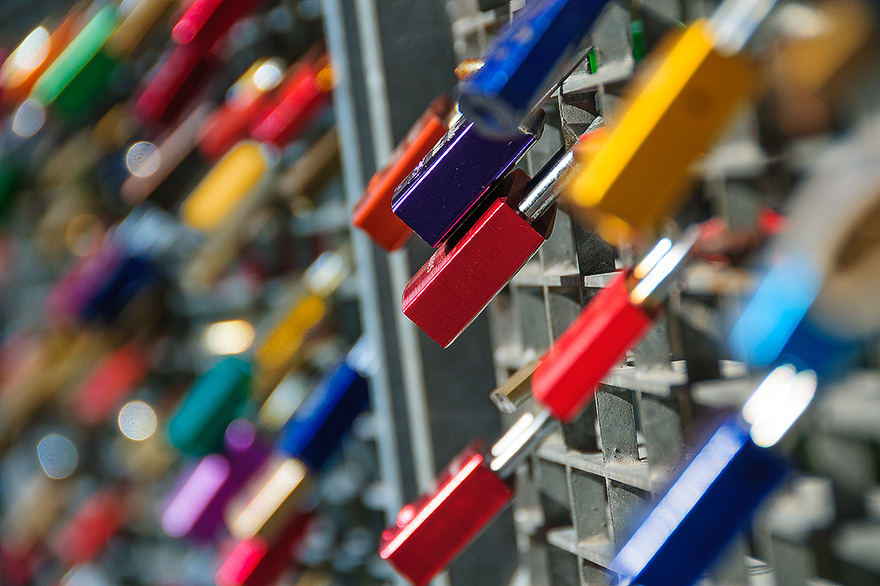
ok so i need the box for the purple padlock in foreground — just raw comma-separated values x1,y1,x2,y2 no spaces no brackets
391,112,543,247
161,419,269,542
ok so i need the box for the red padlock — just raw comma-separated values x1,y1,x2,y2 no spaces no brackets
249,52,332,148
352,95,453,251
135,40,218,128
380,411,557,586
71,343,150,424
403,125,602,347
51,490,126,565
198,58,286,161
173,0,258,49
532,232,698,422
217,511,313,586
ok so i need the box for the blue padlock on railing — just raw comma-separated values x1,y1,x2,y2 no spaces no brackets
459,0,610,136
277,342,372,470
611,365,818,586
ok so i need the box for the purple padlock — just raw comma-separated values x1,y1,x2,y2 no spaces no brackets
161,419,269,542
45,243,125,325
391,112,543,247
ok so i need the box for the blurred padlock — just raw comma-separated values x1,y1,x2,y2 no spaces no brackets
71,343,150,424
167,356,251,457
459,0,609,135
198,58,287,161
216,513,317,586
51,489,127,566
162,419,270,541
249,51,333,148
566,0,765,236
612,365,818,586
0,8,82,107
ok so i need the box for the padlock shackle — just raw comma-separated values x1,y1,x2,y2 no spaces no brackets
518,116,604,222
628,228,700,311
489,409,558,479
709,0,777,54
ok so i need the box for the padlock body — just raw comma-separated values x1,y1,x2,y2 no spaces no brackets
353,96,451,251
250,59,330,147
391,115,539,247
403,169,555,347
217,511,313,586
173,0,255,49
73,344,150,423
567,21,756,230
162,420,269,541
136,41,218,127
460,0,609,135
611,417,786,586
30,6,118,108
256,293,327,374
379,445,513,586
167,357,251,457
181,141,273,231
532,271,653,422
277,360,370,471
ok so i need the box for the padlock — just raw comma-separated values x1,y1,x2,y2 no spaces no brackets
45,241,127,325
162,420,270,541
225,455,312,541
185,129,341,289
216,513,315,586
71,343,150,424
249,52,333,147
105,0,176,59
180,141,278,231
403,126,599,347
380,410,558,586
0,9,81,107
173,0,258,50
459,0,610,136
199,58,287,161
78,254,158,325
353,95,453,251
611,364,818,586
49,0,174,121
731,111,880,371
135,40,219,128
276,358,370,470
167,357,251,457
255,251,349,379
772,0,877,97
566,0,766,234
532,231,698,422
391,111,543,247
228,342,371,540
51,489,127,565
29,6,119,111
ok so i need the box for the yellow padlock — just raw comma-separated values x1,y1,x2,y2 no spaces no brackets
180,141,275,231
567,20,756,233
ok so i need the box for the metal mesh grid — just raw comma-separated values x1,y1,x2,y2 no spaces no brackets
444,1,880,585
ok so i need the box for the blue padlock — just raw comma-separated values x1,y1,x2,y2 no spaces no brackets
611,416,787,586
276,358,370,471
459,0,610,136
79,254,158,324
